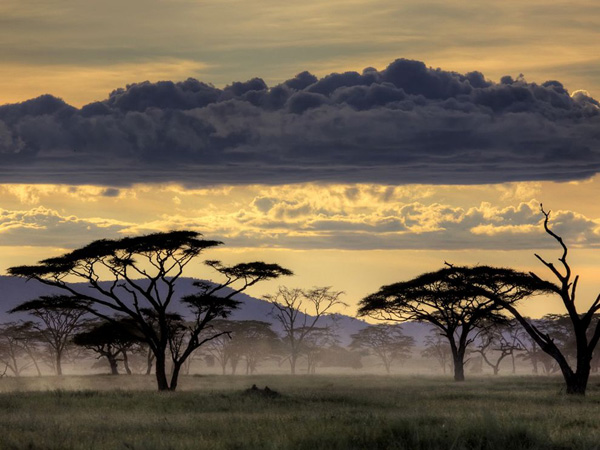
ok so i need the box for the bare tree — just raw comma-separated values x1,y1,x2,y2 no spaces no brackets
472,206,600,395
350,324,414,374
265,286,346,375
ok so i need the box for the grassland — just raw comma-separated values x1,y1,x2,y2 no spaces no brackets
0,374,599,449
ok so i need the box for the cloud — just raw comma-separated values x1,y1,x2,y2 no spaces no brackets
115,192,600,251
0,183,597,251
0,58,599,186
0,206,130,247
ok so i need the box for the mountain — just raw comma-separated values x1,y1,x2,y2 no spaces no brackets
0,276,431,346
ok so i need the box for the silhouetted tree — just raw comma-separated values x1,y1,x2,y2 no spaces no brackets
198,320,279,375
421,330,452,374
303,326,339,374
200,320,237,375
265,286,346,375
350,324,414,374
9,295,90,376
8,231,291,390
358,266,540,381
73,319,142,375
227,320,280,375
316,345,363,371
472,320,520,375
0,322,39,377
468,207,600,395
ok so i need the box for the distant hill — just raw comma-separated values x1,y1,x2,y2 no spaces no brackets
0,276,432,346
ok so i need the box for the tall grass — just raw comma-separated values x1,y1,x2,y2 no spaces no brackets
0,375,598,449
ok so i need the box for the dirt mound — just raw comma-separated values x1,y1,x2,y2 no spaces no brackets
243,384,281,398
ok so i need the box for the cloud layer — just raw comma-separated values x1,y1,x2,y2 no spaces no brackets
1,58,599,186
2,183,598,251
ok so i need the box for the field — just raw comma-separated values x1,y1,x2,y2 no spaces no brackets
0,374,599,450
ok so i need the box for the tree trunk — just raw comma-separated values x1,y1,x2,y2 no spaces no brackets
564,350,592,395
154,354,170,391
10,355,20,377
56,351,63,376
531,344,539,374
28,351,42,377
230,357,239,375
122,350,132,375
384,361,391,374
169,362,182,391
146,349,154,375
107,356,119,375
565,372,589,395
452,353,465,381
290,355,297,375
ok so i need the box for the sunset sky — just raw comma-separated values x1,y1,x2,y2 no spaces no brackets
1,0,600,318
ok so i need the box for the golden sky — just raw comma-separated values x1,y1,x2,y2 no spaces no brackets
1,0,600,317
1,179,600,317
1,0,599,106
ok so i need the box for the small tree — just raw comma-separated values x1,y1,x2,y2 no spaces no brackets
73,319,142,375
9,295,90,376
0,322,38,377
200,320,238,375
226,320,280,375
8,231,291,391
265,286,346,375
303,326,339,374
472,320,520,376
350,324,414,374
421,331,452,374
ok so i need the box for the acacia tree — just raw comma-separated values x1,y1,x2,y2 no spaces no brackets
0,322,38,377
265,286,346,375
303,326,339,374
421,331,452,374
358,266,540,381
350,324,414,374
472,320,520,376
9,295,91,376
199,319,238,375
225,320,280,375
8,231,291,391
73,319,142,375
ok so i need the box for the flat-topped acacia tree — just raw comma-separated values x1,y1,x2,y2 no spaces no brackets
8,231,292,391
9,295,91,376
358,266,547,381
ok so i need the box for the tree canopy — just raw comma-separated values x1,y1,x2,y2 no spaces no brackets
358,265,549,381
8,230,292,390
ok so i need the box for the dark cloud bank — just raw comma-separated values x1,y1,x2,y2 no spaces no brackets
1,59,599,186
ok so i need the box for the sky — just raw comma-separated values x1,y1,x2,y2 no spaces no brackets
1,0,600,318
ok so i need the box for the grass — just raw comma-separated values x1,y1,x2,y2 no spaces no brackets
0,374,599,449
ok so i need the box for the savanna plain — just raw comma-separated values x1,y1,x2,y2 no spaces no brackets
0,374,598,450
